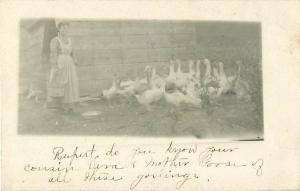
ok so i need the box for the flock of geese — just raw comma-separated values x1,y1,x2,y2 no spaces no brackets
102,59,251,110
24,58,251,111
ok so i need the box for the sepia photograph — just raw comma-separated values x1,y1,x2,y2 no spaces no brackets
18,19,263,139
2,1,300,190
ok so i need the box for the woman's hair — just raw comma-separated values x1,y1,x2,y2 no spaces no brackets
57,21,70,30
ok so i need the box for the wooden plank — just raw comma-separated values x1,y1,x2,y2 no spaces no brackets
91,22,120,36
78,79,95,96
92,63,152,81
75,49,95,65
92,21,120,28
77,66,93,81
92,65,116,80
92,35,121,49
90,28,119,36
26,49,42,60
24,42,42,53
70,20,94,28
69,28,94,36
172,23,195,34
93,64,137,81
141,61,170,76
116,64,137,80
77,56,95,66
147,21,173,34
120,26,149,35
72,36,94,49
148,34,172,48
172,34,195,46
122,49,148,64
148,48,173,62
126,63,151,79
93,49,122,64
121,34,149,49
172,47,192,60
28,35,43,46
120,21,150,35
120,21,185,35
94,79,113,91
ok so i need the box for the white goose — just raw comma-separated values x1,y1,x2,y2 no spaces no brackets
165,60,177,92
135,81,166,110
203,59,213,85
217,61,231,96
227,60,241,84
186,60,196,80
140,66,152,84
102,74,120,100
150,66,164,89
231,61,251,100
195,60,201,82
119,66,150,89
26,82,42,102
203,59,219,95
164,90,187,107
212,61,220,81
121,66,152,96
175,59,189,92
184,82,202,107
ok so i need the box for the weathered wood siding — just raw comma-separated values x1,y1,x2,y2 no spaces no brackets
20,20,45,91
70,20,197,95
20,20,197,95
20,20,261,96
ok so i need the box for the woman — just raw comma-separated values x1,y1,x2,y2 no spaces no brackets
47,21,79,112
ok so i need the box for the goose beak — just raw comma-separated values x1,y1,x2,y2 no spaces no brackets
204,59,210,65
144,66,151,72
169,60,175,65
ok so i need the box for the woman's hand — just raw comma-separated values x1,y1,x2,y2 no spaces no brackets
74,60,78,66
71,51,78,66
51,62,58,70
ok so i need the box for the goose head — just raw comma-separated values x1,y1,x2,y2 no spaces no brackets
169,60,175,74
204,59,210,67
195,60,201,80
175,59,182,74
204,59,211,76
111,74,118,88
144,65,152,84
196,60,201,72
235,60,242,71
188,60,195,74
144,65,151,73
149,66,157,88
218,61,224,69
218,62,225,74
151,66,157,78
236,60,242,65
235,60,242,78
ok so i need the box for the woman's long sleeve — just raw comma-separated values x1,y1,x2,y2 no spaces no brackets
49,38,59,67
70,48,78,65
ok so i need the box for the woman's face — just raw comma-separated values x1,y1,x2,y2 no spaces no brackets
59,24,70,35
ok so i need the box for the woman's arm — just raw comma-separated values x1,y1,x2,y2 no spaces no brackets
49,37,59,68
70,49,78,66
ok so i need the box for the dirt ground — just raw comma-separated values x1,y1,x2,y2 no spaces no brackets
18,93,263,140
